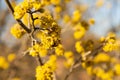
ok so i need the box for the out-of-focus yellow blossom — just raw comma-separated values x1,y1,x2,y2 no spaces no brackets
93,67,104,78
10,23,26,39
54,6,62,13
93,53,110,63
7,53,16,62
55,44,64,56
12,77,21,80
63,15,70,23
89,18,95,25
114,64,120,75
100,36,105,42
75,41,84,54
93,67,113,80
110,57,117,63
36,55,56,80
73,23,86,39
51,0,60,5
101,71,113,80
72,10,81,22
41,0,51,5
103,43,119,52
74,29,85,40
64,51,74,68
96,0,104,8
0,56,9,69
86,66,93,75
102,33,119,52
33,2,42,10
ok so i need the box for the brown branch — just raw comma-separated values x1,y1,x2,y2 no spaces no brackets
5,0,31,33
36,54,44,66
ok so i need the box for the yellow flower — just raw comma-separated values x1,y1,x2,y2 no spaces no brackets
36,55,56,80
75,41,84,53
89,18,95,25
93,67,104,77
54,6,62,13
0,56,9,69
63,15,70,23
64,51,74,68
93,53,110,63
7,53,16,62
12,77,21,80
72,10,81,22
51,0,60,5
86,66,93,75
29,43,48,57
55,44,64,56
96,0,104,8
114,64,120,75
73,23,86,39
10,23,26,39
33,2,42,10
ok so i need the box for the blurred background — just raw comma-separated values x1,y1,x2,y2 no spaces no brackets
0,0,120,80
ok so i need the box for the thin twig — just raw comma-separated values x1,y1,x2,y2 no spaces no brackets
36,54,43,65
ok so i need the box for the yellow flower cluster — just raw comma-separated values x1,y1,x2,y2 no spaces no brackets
93,67,113,80
73,23,86,40
0,56,9,69
101,33,119,52
10,23,26,38
7,53,16,62
14,0,43,19
72,10,81,22
75,41,84,54
114,64,120,75
36,55,56,80
89,18,95,25
93,53,110,63
36,14,61,45
29,43,48,57
82,52,120,80
64,51,74,68
63,15,70,23
55,44,64,56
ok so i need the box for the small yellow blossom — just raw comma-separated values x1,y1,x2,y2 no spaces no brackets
96,0,104,8
0,56,9,69
36,55,56,80
64,51,74,68
55,44,64,56
7,53,16,62
114,64,120,75
93,53,110,63
51,0,60,5
72,10,81,22
63,15,70,23
54,6,62,13
73,23,86,39
75,41,84,53
29,43,48,57
89,18,95,25
10,23,26,38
